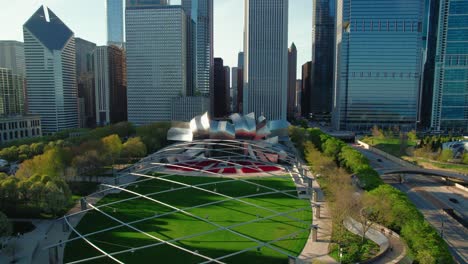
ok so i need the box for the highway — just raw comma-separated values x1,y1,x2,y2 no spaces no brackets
354,146,468,264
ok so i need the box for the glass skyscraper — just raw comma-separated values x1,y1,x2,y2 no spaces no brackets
431,0,468,132
311,0,335,116
182,0,213,96
332,0,424,131
107,0,124,46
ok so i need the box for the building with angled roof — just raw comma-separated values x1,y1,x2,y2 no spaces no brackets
23,6,79,134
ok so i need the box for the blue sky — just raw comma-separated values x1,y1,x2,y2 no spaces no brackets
0,0,312,75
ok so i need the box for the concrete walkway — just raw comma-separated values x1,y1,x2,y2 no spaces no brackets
291,163,337,264
344,218,407,264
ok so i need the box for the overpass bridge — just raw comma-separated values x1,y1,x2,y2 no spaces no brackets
376,168,468,183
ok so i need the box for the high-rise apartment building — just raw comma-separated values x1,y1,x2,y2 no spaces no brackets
75,38,96,128
430,0,468,132
23,6,79,134
126,4,187,125
332,0,424,131
107,0,124,47
94,45,127,126
244,0,288,120
287,43,297,120
182,0,214,96
295,80,302,116
311,0,335,116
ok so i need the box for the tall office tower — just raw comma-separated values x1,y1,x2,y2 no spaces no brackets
126,4,187,125
332,0,424,131
244,0,289,120
182,0,214,96
213,58,228,118
420,0,441,129
0,41,25,76
0,68,25,115
94,45,127,126
235,52,245,113
301,62,312,117
107,0,124,47
287,43,297,120
311,0,335,118
23,6,79,134
0,41,26,114
295,79,302,116
75,38,96,128
431,0,468,132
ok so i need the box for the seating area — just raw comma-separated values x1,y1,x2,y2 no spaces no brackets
165,160,283,174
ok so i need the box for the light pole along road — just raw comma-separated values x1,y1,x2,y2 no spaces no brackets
353,145,468,264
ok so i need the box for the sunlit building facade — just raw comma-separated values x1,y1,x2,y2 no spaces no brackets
244,0,289,121
23,6,79,134
126,5,187,125
107,0,124,47
431,0,468,132
332,0,424,131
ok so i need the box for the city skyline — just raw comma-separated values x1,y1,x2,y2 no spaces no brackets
0,0,312,76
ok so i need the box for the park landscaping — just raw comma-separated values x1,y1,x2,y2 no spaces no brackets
290,126,453,264
64,175,312,263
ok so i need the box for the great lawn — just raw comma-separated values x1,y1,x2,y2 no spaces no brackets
64,175,312,263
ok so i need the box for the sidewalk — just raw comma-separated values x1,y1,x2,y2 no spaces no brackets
292,164,337,264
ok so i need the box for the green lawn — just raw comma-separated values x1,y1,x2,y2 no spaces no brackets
362,137,417,158
64,175,312,263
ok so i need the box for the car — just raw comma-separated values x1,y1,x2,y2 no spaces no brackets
377,158,383,162
449,198,459,204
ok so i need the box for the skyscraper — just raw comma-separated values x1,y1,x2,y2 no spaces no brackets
431,0,468,132
94,45,127,126
0,41,26,115
182,0,214,96
224,65,231,113
75,38,96,128
301,61,312,117
420,0,440,129
107,0,124,47
126,4,187,125
214,58,229,118
332,0,424,131
311,0,335,116
244,0,288,120
287,43,297,120
23,6,79,134
0,68,25,115
0,41,25,76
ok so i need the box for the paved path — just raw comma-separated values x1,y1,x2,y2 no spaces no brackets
290,163,337,264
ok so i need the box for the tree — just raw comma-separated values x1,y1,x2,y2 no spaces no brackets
43,182,68,216
15,147,69,178
136,122,171,152
72,150,103,177
122,137,147,160
30,142,45,156
438,149,453,162
370,125,384,139
463,153,468,165
407,130,417,142
0,211,12,238
29,181,45,207
1,178,18,203
17,179,32,202
101,135,123,165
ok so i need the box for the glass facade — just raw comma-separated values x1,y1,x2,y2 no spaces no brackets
431,0,468,132
333,0,424,131
107,0,124,46
311,0,335,116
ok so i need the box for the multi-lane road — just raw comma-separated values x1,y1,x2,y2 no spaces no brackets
354,145,468,264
